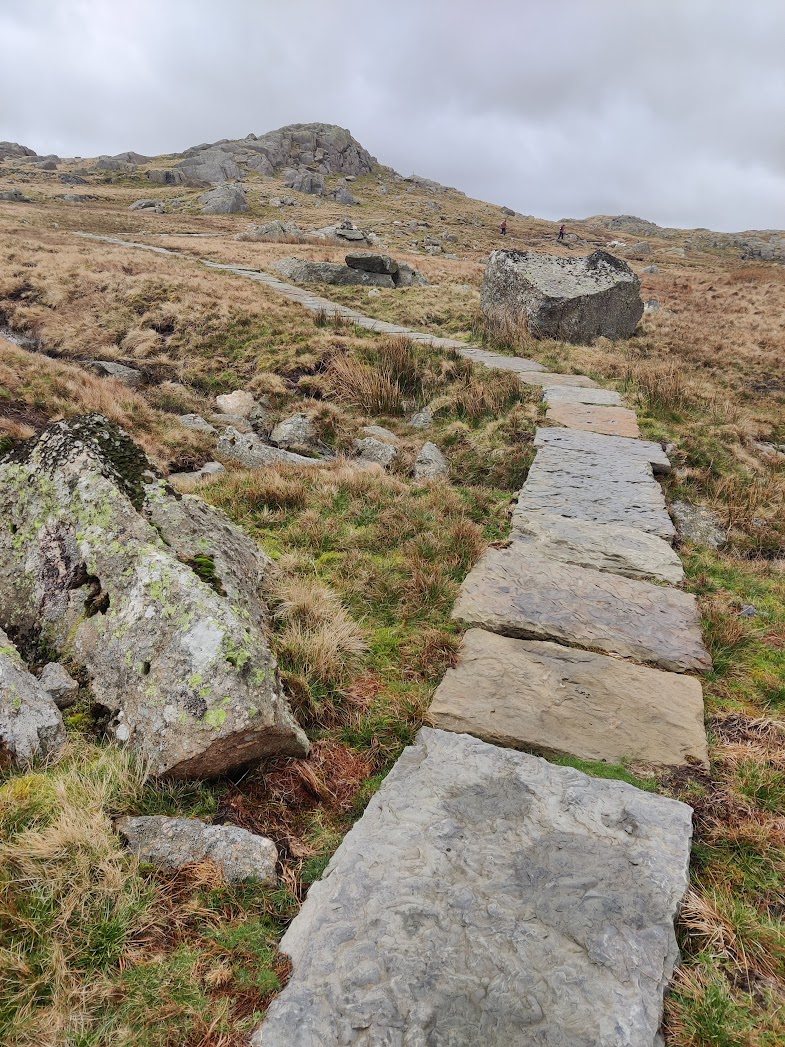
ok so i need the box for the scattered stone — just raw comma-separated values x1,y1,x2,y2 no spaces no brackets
546,402,641,438
38,662,79,708
147,168,189,186
57,193,98,202
618,241,654,260
642,264,659,274
255,727,693,1047
753,441,785,459
432,630,708,766
354,437,398,468
534,425,671,474
393,261,429,287
740,605,758,618
116,815,278,883
345,252,398,275
407,406,433,429
453,545,711,672
168,461,227,485
34,159,58,171
671,501,726,549
481,249,644,343
0,416,308,777
360,425,398,443
129,199,164,211
238,220,302,241
542,385,623,406
198,184,249,214
86,360,144,388
60,174,88,185
217,427,323,468
210,413,254,433
0,189,31,202
644,298,661,313
332,187,358,205
270,412,316,454
215,390,256,417
178,414,217,434
0,627,66,769
511,511,684,584
414,441,448,481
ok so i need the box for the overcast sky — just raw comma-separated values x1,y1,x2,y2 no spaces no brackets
1,0,783,231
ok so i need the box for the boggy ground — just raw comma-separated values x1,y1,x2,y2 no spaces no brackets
0,158,783,1046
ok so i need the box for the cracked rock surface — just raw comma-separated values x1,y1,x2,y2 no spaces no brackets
255,728,693,1047
1,626,66,770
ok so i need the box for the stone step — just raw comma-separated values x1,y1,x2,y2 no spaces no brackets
535,426,671,474
547,402,641,438
542,385,623,406
456,346,546,372
430,630,708,767
452,544,711,672
516,447,676,539
511,512,684,584
254,728,693,1047
519,371,598,388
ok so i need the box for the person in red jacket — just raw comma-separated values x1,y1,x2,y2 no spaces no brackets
558,223,566,241
500,218,508,235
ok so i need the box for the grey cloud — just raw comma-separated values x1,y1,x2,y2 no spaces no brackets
0,0,783,230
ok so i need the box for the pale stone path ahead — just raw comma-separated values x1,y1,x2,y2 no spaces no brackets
74,233,703,1045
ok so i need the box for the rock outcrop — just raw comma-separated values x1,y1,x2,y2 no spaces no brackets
0,141,37,160
198,184,249,214
273,258,395,288
481,249,644,343
1,627,66,770
0,416,308,777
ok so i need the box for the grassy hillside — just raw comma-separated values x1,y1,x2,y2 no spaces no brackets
0,152,783,1046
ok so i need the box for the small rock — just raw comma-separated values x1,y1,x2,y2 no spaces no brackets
644,298,660,313
740,605,758,618
217,427,322,468
179,414,217,434
199,461,226,477
210,412,254,432
332,187,359,205
367,287,380,297
354,437,398,468
38,662,80,708
671,501,726,549
408,407,433,430
87,360,144,388
501,206,516,216
116,815,278,884
215,390,256,418
414,442,448,481
1,627,66,769
270,412,316,454
129,199,164,212
0,189,31,202
642,264,659,274
361,425,399,443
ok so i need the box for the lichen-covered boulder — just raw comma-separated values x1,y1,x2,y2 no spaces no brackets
481,249,643,343
0,416,308,777
1,627,65,770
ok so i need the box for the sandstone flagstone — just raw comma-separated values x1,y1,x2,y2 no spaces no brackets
511,511,684,583
452,545,711,672
542,385,623,406
518,371,598,388
515,448,676,539
534,426,671,473
430,630,707,766
547,402,641,438
254,727,693,1047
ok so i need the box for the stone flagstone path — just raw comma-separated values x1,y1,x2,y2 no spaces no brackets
74,232,706,1046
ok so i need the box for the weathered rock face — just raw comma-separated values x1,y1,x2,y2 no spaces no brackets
217,427,323,468
238,220,302,242
414,441,449,481
0,141,37,160
534,426,671,474
179,147,242,184
198,184,249,214
86,360,144,388
431,630,708,767
272,258,394,288
270,413,316,454
345,252,398,275
0,189,31,202
116,815,278,883
215,390,256,417
1,627,66,770
39,662,79,708
255,728,694,1047
0,416,308,777
284,170,325,195
481,249,644,343
542,385,622,406
546,402,640,437
353,437,398,468
671,501,726,549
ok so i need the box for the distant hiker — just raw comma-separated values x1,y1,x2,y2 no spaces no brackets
500,218,508,235
558,224,566,241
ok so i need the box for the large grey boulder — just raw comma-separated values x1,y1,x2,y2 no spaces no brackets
0,416,308,777
238,220,302,242
86,360,144,388
345,252,398,275
116,815,278,883
0,141,37,160
215,390,256,417
272,258,394,288
1,627,66,770
178,146,242,184
353,437,398,468
0,189,31,202
270,412,316,454
254,727,693,1047
147,169,189,186
481,249,644,343
198,184,249,214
